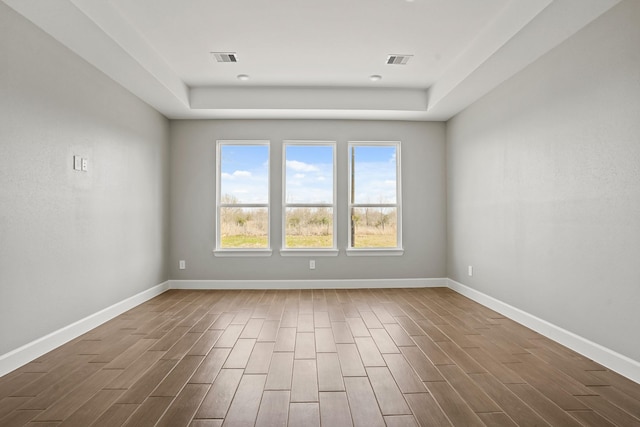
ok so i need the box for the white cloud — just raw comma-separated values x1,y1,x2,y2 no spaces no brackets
294,173,305,179
222,170,252,180
287,160,319,172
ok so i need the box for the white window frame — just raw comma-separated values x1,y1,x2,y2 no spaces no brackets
214,140,272,257
347,141,403,256
281,141,338,257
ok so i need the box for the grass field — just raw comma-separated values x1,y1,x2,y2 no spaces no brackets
221,235,268,248
286,235,333,248
222,233,396,248
351,234,397,248
221,235,334,248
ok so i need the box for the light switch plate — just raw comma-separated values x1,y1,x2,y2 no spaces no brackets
73,156,82,171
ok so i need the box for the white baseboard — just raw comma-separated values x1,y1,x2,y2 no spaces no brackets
447,279,640,385
0,281,170,377
170,277,447,290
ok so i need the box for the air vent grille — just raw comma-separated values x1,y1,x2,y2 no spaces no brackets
212,52,238,63
386,54,412,65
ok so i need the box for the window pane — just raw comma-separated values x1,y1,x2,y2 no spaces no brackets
351,145,397,204
220,207,268,248
220,144,269,204
285,207,333,248
285,145,333,204
351,207,397,248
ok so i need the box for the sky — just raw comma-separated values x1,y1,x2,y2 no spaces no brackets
351,145,397,204
219,143,397,204
285,145,333,204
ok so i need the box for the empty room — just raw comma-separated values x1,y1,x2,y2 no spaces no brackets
1,0,639,426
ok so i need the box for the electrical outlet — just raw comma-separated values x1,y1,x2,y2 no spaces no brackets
81,158,88,171
309,260,316,270
179,260,186,270
468,265,473,276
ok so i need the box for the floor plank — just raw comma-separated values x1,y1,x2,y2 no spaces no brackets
370,329,400,354
122,396,173,427
274,328,296,352
383,353,426,393
245,342,275,374
384,415,420,427
151,355,204,397
314,328,337,353
317,353,345,392
189,348,231,384
331,322,355,344
355,336,386,367
223,338,256,369
254,390,290,427
91,403,138,427
294,332,316,360
291,360,318,402
319,392,353,427
265,352,294,391
347,317,371,337
366,367,411,415
222,374,266,426
336,343,366,377
155,383,209,427
399,346,445,382
424,381,485,427
344,376,385,427
405,393,451,427
57,389,123,427
289,402,320,427
195,368,243,419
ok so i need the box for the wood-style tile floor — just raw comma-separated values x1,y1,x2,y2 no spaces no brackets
1,288,639,426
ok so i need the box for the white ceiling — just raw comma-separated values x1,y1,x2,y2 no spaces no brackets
3,0,621,121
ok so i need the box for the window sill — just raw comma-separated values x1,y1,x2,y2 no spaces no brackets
213,249,273,257
346,248,404,257
280,249,339,257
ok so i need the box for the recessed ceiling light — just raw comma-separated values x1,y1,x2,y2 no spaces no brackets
237,74,250,81
369,75,382,82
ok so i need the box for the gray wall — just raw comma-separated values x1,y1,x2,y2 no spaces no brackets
447,0,640,362
170,120,446,280
0,4,170,355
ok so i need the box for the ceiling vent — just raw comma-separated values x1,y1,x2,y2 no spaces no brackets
212,52,238,63
386,54,412,65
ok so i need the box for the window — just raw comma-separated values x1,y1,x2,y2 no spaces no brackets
348,142,402,254
283,142,337,254
215,141,270,254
